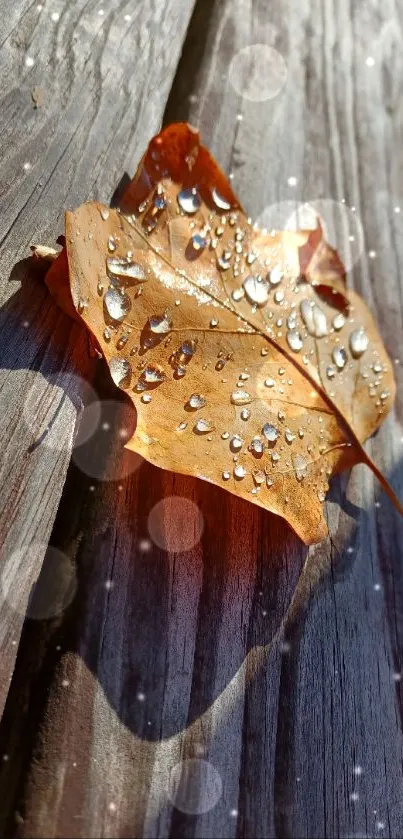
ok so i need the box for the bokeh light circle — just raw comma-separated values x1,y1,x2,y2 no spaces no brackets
147,497,204,553
168,759,223,815
284,199,365,272
71,399,142,482
229,44,287,102
1,543,77,620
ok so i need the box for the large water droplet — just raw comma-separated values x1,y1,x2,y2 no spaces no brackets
104,288,131,322
231,390,252,405
262,423,280,443
300,299,328,338
177,188,201,214
349,328,369,358
243,275,269,306
188,394,206,409
109,357,132,388
286,330,304,352
332,346,348,369
148,312,173,334
106,257,146,283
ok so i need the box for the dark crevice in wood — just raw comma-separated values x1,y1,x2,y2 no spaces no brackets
162,0,218,127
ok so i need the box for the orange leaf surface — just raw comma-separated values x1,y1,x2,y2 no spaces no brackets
44,123,399,544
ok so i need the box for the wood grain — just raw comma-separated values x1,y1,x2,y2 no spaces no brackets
2,0,403,837
0,0,197,718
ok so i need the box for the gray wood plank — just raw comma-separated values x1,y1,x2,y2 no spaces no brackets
2,0,403,837
0,0,196,717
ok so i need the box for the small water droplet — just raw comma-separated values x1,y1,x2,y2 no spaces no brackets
212,187,231,211
100,207,109,220
284,428,296,443
103,327,111,342
141,393,152,403
332,313,345,331
264,378,275,388
230,434,244,452
234,464,247,479
116,334,129,350
274,289,284,304
241,408,250,420
243,275,270,306
188,394,206,409
222,470,231,480
286,330,304,352
215,358,226,371
326,365,336,379
217,253,231,271
231,390,252,405
109,357,132,388
221,431,230,440
148,312,173,334
293,454,308,482
349,328,369,358
191,233,207,252
108,235,116,252
317,489,326,502
271,451,280,463
232,287,245,302
140,364,166,385
97,279,104,295
269,265,283,286
176,366,186,378
104,288,131,322
177,421,188,431
262,423,280,443
250,437,264,455
332,346,348,369
194,418,214,434
177,187,201,214
210,318,219,328
253,469,265,485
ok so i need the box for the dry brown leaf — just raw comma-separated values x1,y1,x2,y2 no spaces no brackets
44,123,401,544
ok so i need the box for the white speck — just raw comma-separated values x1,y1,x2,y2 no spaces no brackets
350,791,359,802
124,13,131,21
51,11,60,21
393,671,402,682
62,679,70,687
347,546,354,554
2,754,9,762
137,691,146,702
287,176,298,187
72,761,77,767
98,8,104,14
37,3,43,10
101,422,110,431
376,822,385,831
353,765,363,776
23,319,29,327
23,162,31,172
365,56,375,67
139,539,151,552
374,583,381,591
395,206,401,214
105,579,114,591
56,645,61,651
369,250,377,259
236,113,243,121
25,56,35,68
296,776,301,782
108,802,117,813
230,809,238,818
375,501,381,508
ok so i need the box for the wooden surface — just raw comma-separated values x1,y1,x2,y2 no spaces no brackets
1,0,403,837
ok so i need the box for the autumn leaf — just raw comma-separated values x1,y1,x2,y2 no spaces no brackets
43,123,401,545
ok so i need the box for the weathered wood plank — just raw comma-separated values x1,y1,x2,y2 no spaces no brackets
2,0,403,837
0,0,197,716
